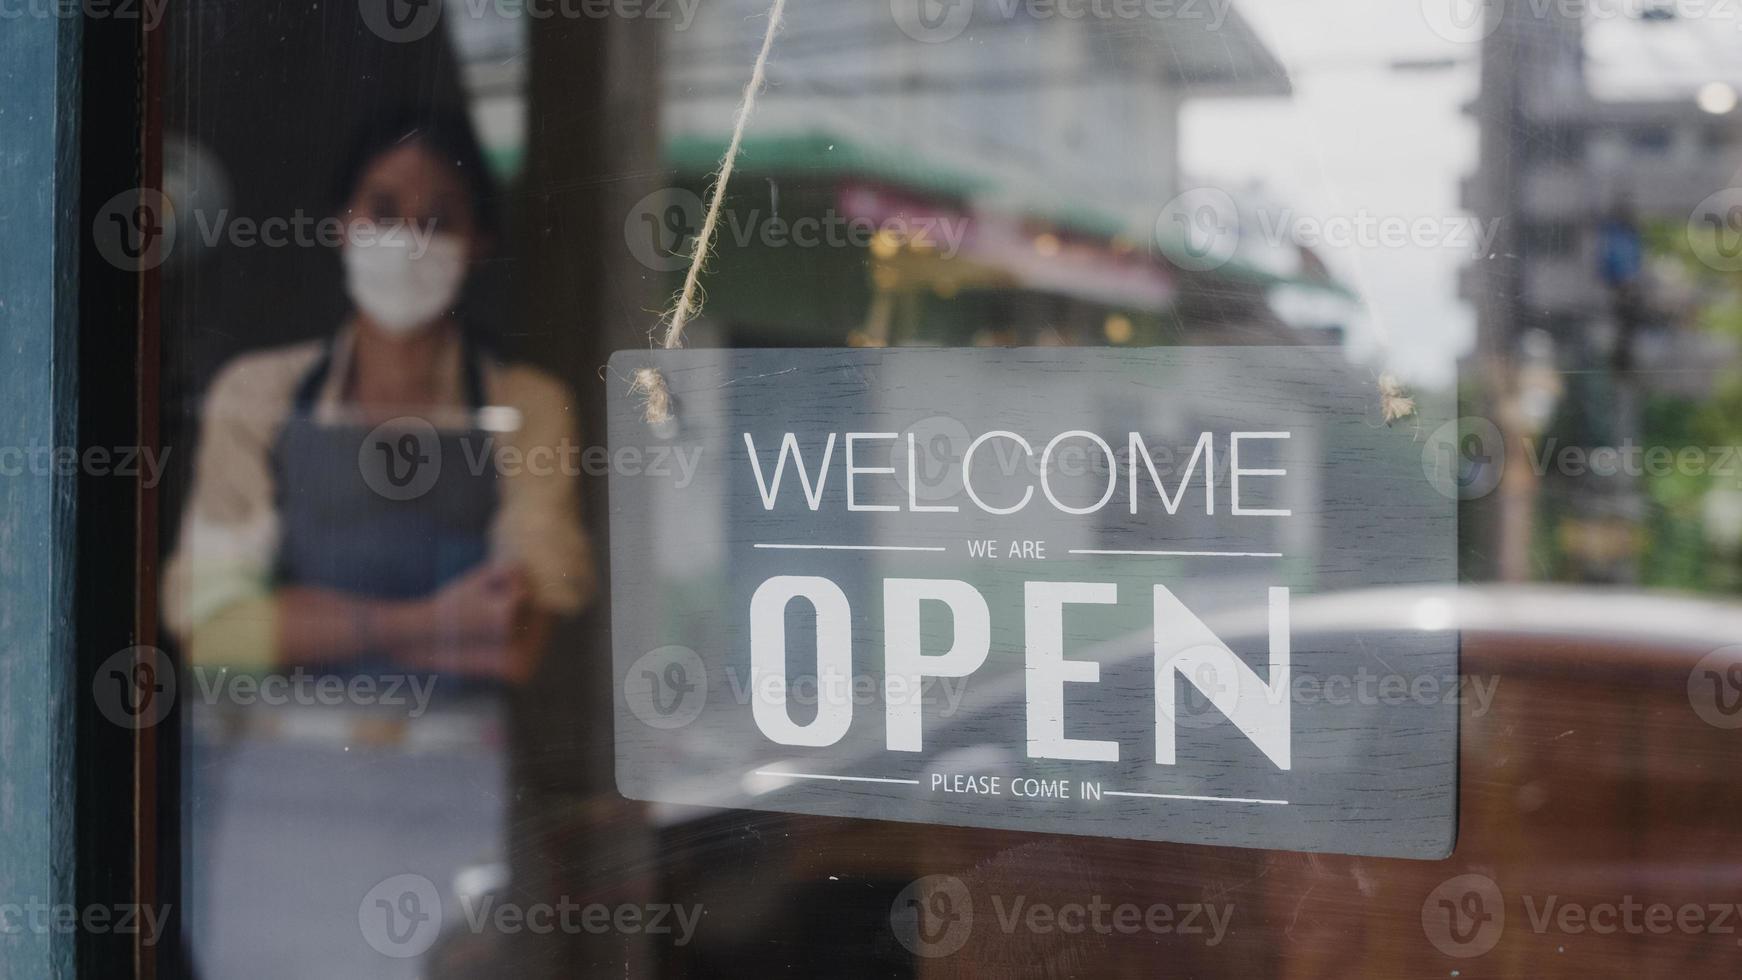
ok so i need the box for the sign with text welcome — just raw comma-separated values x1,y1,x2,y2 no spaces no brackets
607,348,1457,859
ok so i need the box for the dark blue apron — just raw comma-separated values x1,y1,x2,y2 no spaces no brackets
273,337,500,604
187,337,511,979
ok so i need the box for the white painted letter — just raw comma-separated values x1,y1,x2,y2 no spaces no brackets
962,430,1034,515
1041,431,1118,515
744,433,837,510
907,432,960,513
1025,581,1119,761
750,576,853,746
1154,586,1290,769
884,579,990,751
1230,432,1291,516
846,432,900,512
1130,431,1214,515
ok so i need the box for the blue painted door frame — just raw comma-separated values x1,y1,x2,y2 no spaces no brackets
0,12,82,980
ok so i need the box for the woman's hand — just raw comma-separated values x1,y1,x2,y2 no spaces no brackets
419,561,525,646
390,562,550,683
273,563,550,683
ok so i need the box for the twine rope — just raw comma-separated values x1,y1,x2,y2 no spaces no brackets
635,0,789,425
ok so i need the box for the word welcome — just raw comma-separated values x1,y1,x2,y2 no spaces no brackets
744,430,1291,516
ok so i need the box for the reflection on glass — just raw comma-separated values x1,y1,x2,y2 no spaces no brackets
164,106,593,977
154,0,1742,975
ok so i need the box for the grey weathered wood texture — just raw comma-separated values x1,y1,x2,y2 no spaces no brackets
607,348,1457,859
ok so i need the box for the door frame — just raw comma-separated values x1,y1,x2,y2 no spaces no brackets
0,6,158,979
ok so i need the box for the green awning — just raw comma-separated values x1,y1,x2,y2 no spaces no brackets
665,129,1354,300
665,130,993,200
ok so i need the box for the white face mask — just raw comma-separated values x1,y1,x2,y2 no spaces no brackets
342,230,469,335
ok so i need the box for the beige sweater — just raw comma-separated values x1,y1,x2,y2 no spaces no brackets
163,323,596,667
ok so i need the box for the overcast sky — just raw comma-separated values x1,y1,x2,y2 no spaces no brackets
1182,0,1485,386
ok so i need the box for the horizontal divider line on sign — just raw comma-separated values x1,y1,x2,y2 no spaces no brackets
752,770,922,785
1103,790,1289,805
753,543,947,552
1068,549,1283,558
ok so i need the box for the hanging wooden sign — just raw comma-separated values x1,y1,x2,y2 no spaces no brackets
607,347,1458,859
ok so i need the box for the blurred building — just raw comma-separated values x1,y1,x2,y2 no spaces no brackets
655,0,1350,347
1463,0,1742,582
1464,2,1742,374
